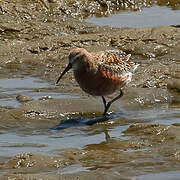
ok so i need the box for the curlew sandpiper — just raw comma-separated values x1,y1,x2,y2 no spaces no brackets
56,48,139,115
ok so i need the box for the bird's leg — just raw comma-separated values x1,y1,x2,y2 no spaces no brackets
103,90,124,115
102,96,107,110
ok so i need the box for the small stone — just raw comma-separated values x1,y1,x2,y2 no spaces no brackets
16,94,33,103
39,96,52,100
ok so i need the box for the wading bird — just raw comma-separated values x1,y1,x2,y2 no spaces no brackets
56,48,138,115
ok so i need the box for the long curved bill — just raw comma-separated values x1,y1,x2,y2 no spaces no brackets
56,63,72,84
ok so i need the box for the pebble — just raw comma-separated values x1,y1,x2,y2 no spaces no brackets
16,94,33,103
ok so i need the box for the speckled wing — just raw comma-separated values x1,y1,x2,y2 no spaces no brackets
96,50,135,81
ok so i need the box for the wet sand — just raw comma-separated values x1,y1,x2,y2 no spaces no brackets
0,0,180,179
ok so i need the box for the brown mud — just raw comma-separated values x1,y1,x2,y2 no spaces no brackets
0,0,180,179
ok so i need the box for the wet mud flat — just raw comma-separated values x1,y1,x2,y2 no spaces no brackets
0,0,180,179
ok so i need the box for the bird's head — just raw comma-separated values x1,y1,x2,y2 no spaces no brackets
56,48,87,84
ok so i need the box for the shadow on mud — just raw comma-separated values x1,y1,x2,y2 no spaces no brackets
51,112,124,130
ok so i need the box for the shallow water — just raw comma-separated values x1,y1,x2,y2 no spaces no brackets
0,2,180,178
0,76,49,107
139,171,180,180
86,6,180,28
0,76,78,107
0,74,180,178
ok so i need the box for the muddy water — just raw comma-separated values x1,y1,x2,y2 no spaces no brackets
0,74,180,179
86,6,180,28
0,0,180,179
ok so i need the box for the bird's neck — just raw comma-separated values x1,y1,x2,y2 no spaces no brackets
73,54,94,72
